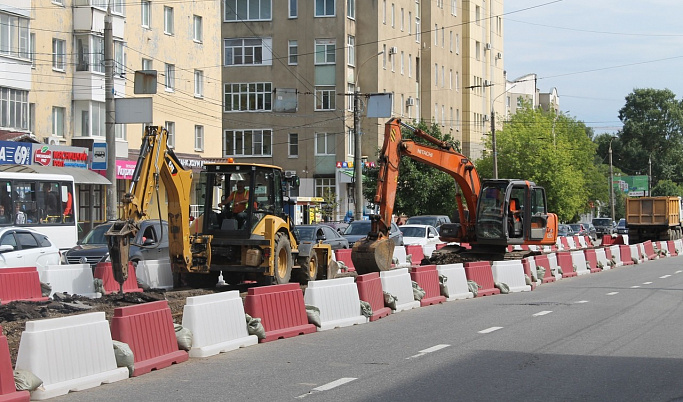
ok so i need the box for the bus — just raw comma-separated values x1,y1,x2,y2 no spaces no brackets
0,172,77,250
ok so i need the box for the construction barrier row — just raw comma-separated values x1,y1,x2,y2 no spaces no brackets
1,236,680,400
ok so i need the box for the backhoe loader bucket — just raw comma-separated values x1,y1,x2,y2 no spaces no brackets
351,237,395,275
105,220,137,292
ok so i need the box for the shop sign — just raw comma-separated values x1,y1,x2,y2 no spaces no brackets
32,144,89,168
0,141,32,165
116,160,137,179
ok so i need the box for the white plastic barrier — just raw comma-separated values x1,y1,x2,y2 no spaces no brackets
555,238,563,251
41,264,100,298
436,263,473,301
524,257,541,285
182,291,258,358
675,239,683,255
621,234,630,245
422,244,437,258
542,245,554,253
303,277,367,331
577,237,588,249
528,245,540,252
631,244,644,263
657,241,669,257
570,251,590,276
380,268,420,313
566,237,577,250
392,246,411,268
609,245,623,267
137,259,173,289
15,312,128,400
595,248,610,270
546,253,562,280
490,260,531,293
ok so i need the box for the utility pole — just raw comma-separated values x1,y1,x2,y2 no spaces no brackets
609,138,615,222
491,110,497,179
648,155,652,196
353,89,362,221
104,12,117,221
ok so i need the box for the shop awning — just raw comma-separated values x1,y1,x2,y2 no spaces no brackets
0,165,111,185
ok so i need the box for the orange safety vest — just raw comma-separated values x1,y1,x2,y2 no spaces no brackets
228,189,249,213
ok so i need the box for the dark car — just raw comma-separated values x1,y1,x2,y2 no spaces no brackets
343,220,404,248
64,220,169,270
295,224,349,264
568,223,588,237
405,215,451,229
581,222,598,241
592,217,615,237
558,224,575,237
616,218,628,234
320,221,349,235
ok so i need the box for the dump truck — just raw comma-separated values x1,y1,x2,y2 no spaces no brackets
625,196,683,243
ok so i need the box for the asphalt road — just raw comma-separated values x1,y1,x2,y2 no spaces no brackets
54,256,683,402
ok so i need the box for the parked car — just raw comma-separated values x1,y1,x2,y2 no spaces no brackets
405,215,451,229
616,218,628,234
398,224,441,247
295,224,349,264
0,227,61,271
320,221,349,235
64,220,169,270
558,224,575,237
343,220,404,248
581,222,598,241
568,223,588,237
592,217,616,237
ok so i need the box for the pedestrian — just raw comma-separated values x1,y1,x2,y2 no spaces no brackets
14,204,25,225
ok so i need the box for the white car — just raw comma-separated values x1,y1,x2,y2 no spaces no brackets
0,227,61,271
398,224,441,257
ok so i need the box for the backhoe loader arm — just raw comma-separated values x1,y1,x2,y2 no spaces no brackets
373,118,481,242
105,126,194,291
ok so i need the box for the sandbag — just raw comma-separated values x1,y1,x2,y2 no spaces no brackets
14,369,43,392
438,274,449,298
94,278,105,295
174,323,193,351
383,291,398,310
113,340,134,377
359,300,372,318
305,305,322,327
246,314,266,340
536,266,546,280
524,274,532,286
412,281,426,301
467,280,480,297
494,282,510,294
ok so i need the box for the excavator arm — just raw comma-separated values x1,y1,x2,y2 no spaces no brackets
105,126,194,291
352,118,482,273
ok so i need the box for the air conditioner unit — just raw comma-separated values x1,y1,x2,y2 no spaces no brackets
485,42,492,50
496,52,503,59
389,46,398,55
483,80,490,87
406,97,415,106
43,137,59,145
284,170,296,178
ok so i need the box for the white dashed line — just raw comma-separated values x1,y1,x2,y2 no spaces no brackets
675,270,682,274
533,311,553,317
631,285,641,288
575,300,589,304
660,275,671,279
296,378,357,398
407,344,451,359
478,327,503,334
643,282,653,285
606,292,619,296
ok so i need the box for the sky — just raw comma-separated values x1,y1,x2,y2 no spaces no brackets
503,0,683,134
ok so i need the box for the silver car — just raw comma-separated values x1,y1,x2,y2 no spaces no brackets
343,220,404,248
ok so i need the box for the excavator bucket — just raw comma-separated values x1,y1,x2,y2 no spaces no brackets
105,220,136,292
351,237,395,275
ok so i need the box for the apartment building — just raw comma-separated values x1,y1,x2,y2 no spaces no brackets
221,0,502,219
505,73,560,116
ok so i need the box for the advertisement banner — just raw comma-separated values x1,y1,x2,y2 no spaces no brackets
0,141,32,165
613,175,649,197
31,144,89,168
116,160,137,179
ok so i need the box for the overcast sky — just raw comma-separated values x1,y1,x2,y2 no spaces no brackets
503,0,683,134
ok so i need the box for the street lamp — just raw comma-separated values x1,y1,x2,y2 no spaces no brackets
609,136,617,222
491,84,515,179
353,50,383,221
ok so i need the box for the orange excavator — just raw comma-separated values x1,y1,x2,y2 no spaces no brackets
351,118,558,274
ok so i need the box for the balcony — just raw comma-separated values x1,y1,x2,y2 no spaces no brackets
73,4,124,38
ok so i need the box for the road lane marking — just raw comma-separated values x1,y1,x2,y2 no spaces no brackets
407,344,451,359
575,300,589,304
606,292,619,296
643,282,653,285
296,378,357,398
533,311,552,317
631,286,641,288
675,270,682,274
660,275,671,279
478,327,503,334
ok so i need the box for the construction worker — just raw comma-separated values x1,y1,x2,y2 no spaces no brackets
219,180,250,228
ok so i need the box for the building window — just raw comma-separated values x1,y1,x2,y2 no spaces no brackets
452,0,457,16
400,51,404,75
449,69,452,89
400,8,404,31
475,41,481,61
415,17,420,42
315,132,335,155
112,0,124,15
164,6,174,35
347,0,355,19
382,0,386,23
288,133,298,157
224,38,272,66
165,63,175,91
194,70,203,97
434,64,438,87
408,11,411,33
224,82,272,112
115,124,126,140
141,1,150,27
315,0,335,17
347,83,354,111
289,0,297,18
315,86,335,111
475,5,481,25
408,54,412,77
382,44,386,69
0,87,28,130
75,35,104,73
195,125,204,151
347,35,355,67
390,3,394,27
224,129,272,156
142,58,152,70
193,15,202,42
165,121,175,148
456,34,460,54
52,107,65,137
314,39,336,64
288,40,298,64
347,129,354,157
0,14,30,59
225,0,272,21
52,38,66,71
434,24,438,45
114,41,125,76
29,33,35,67
315,178,335,198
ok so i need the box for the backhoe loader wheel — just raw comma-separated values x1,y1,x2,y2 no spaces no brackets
300,253,319,284
273,233,293,284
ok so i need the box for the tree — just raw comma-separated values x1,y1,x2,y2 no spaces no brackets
651,179,683,197
320,188,339,221
363,120,461,218
476,103,599,222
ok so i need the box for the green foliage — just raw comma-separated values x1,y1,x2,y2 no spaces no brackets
477,104,597,222
363,120,461,218
320,188,338,221
651,179,683,197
